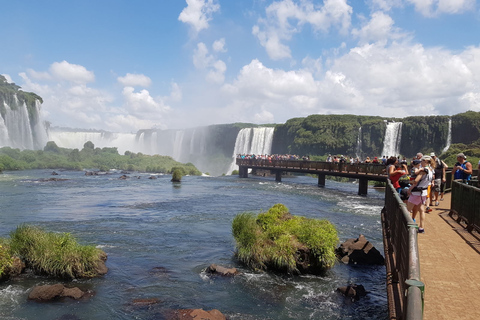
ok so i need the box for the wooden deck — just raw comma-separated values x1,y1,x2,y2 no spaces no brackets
418,193,480,320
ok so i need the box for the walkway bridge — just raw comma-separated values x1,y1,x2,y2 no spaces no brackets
236,158,387,195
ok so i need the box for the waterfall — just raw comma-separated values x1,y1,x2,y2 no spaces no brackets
381,122,402,157
0,96,48,150
442,118,452,154
227,127,275,175
356,126,362,158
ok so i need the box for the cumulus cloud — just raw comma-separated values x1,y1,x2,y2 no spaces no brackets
212,38,227,52
406,0,476,17
192,42,226,83
352,11,407,45
49,60,95,84
178,0,220,33
214,38,480,124
117,73,152,87
1,74,13,83
253,0,353,60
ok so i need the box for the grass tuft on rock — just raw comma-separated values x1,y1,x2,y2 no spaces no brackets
8,225,104,279
232,204,338,274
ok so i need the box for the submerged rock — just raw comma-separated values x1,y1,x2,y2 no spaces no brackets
206,264,240,276
337,284,367,301
165,309,226,320
28,284,93,301
335,234,384,265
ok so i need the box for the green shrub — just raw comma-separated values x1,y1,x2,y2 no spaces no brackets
0,239,13,279
232,204,338,274
171,168,183,182
9,225,104,279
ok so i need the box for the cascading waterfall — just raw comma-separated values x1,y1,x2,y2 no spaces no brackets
356,126,362,158
227,127,275,175
442,118,452,153
0,97,48,150
381,122,402,157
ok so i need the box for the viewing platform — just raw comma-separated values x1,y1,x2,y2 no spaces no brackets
418,192,480,320
236,158,387,195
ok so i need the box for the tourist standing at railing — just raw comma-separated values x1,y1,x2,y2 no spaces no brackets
453,153,472,183
407,155,435,233
431,152,447,204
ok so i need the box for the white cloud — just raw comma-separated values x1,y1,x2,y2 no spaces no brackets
406,0,476,17
1,74,13,83
352,11,407,45
178,0,220,33
253,0,353,60
193,42,214,69
366,0,402,11
212,38,227,52
206,60,226,83
117,73,152,87
192,42,227,83
49,61,95,84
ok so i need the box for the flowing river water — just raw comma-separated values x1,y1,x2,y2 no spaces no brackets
0,170,387,320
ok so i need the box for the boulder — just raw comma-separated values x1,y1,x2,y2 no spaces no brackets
28,284,92,301
337,284,367,301
336,234,384,265
51,171,59,175
131,298,161,307
167,309,226,320
206,264,240,276
28,284,65,301
119,175,128,180
95,251,108,276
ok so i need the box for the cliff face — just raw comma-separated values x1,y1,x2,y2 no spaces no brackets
271,111,480,158
0,75,48,150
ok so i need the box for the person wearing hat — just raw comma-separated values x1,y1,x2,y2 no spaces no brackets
430,152,448,204
407,155,435,233
453,153,472,183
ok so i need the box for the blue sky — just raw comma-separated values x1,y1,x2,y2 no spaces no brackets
1,0,479,132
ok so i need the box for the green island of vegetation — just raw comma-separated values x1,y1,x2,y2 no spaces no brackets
232,204,338,274
0,140,201,175
1,225,107,281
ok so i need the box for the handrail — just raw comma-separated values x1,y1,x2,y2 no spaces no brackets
236,158,387,175
450,180,480,234
383,180,424,320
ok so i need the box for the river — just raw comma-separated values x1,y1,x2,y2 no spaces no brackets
0,170,387,320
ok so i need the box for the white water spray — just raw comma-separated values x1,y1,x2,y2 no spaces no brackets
356,126,362,158
381,122,402,157
227,127,275,175
442,118,452,154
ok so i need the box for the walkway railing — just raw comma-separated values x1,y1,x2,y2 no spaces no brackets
236,158,386,175
450,180,480,234
382,180,424,320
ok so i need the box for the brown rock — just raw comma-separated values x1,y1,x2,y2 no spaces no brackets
337,284,367,301
206,264,239,276
336,234,384,265
170,309,226,320
61,287,85,300
95,251,108,276
28,284,65,301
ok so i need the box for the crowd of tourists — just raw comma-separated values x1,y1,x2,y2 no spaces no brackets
389,152,475,234
237,151,479,235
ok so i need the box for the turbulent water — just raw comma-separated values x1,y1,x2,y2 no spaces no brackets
0,170,387,320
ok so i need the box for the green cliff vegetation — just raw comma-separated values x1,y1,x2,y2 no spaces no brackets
0,141,201,174
271,111,480,161
232,204,338,274
0,75,43,124
1,225,106,280
272,114,385,157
